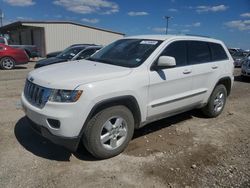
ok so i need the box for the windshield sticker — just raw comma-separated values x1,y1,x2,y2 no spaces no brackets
140,40,158,45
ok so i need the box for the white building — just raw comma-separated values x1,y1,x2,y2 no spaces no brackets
0,21,125,57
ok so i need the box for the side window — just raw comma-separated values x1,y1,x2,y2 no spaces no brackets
209,43,228,61
160,41,187,67
188,41,211,64
0,38,5,44
76,49,97,60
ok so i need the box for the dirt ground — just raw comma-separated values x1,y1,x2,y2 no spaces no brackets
0,63,249,188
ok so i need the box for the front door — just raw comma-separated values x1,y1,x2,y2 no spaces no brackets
147,41,193,118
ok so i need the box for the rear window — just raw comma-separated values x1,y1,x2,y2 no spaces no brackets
209,43,228,61
188,41,211,64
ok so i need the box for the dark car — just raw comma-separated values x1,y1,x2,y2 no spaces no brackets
46,51,61,58
11,45,39,58
35,45,102,69
232,51,249,67
0,44,29,70
46,44,98,58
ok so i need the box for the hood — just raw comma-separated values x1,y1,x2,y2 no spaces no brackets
36,57,66,67
28,60,132,89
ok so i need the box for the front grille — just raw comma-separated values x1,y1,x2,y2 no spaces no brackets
24,80,51,108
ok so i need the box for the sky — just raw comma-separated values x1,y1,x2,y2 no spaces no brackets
0,0,250,49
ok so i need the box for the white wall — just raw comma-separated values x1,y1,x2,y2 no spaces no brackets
23,23,124,55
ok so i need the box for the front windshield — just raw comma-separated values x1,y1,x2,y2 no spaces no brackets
57,46,85,60
88,39,162,67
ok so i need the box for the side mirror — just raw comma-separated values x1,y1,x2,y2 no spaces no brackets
157,56,176,68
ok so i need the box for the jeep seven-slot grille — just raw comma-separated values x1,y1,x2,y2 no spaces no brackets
24,80,51,108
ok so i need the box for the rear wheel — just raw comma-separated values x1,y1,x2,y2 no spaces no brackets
82,106,134,159
202,84,227,118
0,57,16,70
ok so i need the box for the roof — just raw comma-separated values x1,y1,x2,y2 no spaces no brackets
126,34,222,43
0,21,125,36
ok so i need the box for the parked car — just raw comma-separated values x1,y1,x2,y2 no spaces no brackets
241,57,250,78
0,37,39,58
21,35,234,159
228,48,244,55
231,51,248,67
0,44,29,70
46,51,61,58
35,44,102,68
46,44,99,58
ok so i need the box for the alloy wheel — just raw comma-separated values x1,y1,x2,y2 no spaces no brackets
100,116,128,150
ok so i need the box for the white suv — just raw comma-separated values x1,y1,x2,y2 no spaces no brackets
21,35,234,159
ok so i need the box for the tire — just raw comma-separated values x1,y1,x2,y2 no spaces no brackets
82,105,134,159
202,84,227,118
0,57,16,70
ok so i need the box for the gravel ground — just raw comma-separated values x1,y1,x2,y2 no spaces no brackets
0,63,249,188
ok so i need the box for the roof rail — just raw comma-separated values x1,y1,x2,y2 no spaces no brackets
185,34,211,38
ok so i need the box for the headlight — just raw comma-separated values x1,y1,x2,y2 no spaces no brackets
49,89,83,103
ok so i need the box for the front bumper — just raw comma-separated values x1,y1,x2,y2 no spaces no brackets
26,116,79,151
21,93,87,151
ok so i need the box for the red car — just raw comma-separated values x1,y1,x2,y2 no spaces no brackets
0,44,29,70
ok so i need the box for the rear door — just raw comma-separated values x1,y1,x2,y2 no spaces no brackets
188,41,228,103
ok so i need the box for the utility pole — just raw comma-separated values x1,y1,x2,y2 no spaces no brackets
164,16,171,35
0,9,3,28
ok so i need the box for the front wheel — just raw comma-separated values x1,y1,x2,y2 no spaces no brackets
82,106,134,159
0,57,16,70
202,84,227,118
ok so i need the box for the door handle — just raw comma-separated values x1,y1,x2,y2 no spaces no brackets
183,70,192,74
212,66,218,69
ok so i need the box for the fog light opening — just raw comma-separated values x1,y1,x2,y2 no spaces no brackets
47,119,61,129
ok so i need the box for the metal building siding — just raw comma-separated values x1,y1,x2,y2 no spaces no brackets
23,23,124,54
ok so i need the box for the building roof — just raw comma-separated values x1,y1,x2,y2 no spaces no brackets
0,20,125,36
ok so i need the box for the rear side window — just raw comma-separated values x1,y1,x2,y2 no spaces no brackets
188,41,211,64
161,41,187,67
209,43,228,61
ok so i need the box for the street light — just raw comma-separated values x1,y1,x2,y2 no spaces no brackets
164,16,172,35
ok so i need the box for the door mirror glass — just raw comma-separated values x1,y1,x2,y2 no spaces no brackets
157,56,176,68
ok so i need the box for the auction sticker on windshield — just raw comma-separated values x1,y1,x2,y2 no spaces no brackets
140,41,158,45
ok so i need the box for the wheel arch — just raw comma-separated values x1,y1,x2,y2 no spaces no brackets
79,95,142,139
214,77,232,96
0,56,16,62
